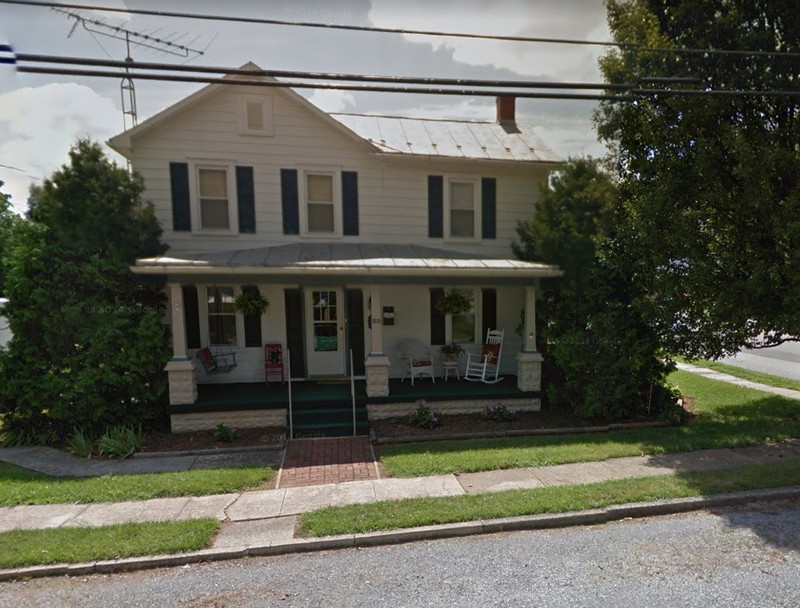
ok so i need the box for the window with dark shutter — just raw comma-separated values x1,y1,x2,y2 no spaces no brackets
280,169,300,235
430,287,446,345
428,175,444,238
236,166,256,233
169,162,191,231
481,288,497,340
481,177,496,239
342,171,359,236
182,285,201,350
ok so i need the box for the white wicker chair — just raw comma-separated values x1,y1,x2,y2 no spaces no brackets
396,340,436,386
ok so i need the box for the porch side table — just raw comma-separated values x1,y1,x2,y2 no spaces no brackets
441,360,460,381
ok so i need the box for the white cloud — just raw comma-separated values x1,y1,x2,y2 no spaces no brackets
307,89,357,113
0,83,123,212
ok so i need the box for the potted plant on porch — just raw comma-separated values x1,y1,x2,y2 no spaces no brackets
434,290,473,316
232,290,271,316
439,342,465,362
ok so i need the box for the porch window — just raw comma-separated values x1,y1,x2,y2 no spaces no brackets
306,173,336,234
207,286,237,346
451,288,476,343
198,167,231,230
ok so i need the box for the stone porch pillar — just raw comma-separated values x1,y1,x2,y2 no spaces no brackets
365,285,390,397
166,283,197,405
517,284,543,392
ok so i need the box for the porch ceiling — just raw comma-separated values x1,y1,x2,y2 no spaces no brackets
133,242,562,284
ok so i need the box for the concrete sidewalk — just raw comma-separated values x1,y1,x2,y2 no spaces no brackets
2,441,799,549
676,361,800,400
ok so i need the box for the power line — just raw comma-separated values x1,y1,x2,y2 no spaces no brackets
5,0,800,61
15,65,635,102
17,53,701,91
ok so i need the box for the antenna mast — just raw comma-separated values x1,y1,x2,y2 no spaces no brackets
54,7,206,130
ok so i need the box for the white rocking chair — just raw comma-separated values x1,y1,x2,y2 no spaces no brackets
396,340,436,386
464,329,504,384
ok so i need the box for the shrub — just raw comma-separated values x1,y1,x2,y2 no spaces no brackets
409,400,442,429
214,423,237,443
97,425,142,459
67,427,94,458
480,403,517,422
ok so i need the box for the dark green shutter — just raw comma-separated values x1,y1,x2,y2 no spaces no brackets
280,169,299,235
182,285,201,350
169,162,191,232
236,166,256,233
430,287,445,345
284,288,306,378
481,177,496,239
346,289,365,375
242,285,263,348
342,171,359,236
481,288,497,341
428,175,443,238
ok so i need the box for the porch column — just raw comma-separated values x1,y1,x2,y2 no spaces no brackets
365,285,390,397
165,283,197,405
517,284,543,392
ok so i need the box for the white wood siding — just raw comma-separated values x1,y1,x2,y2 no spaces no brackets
130,85,548,258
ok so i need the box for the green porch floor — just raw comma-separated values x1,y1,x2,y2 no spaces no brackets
169,376,536,414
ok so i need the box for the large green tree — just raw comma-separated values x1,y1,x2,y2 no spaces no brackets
597,0,800,358
516,158,675,421
0,181,22,297
0,140,171,444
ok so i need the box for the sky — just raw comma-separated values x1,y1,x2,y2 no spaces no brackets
0,0,611,215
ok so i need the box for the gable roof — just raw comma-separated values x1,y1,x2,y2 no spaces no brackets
107,62,377,158
331,113,560,163
108,62,560,166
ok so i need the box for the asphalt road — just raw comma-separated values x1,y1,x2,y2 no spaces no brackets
720,341,800,381
3,499,799,608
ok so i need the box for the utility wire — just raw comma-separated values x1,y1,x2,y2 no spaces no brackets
4,0,800,60
15,66,635,101
16,64,800,100
16,53,702,90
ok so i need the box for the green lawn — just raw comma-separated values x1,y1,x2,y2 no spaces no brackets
0,462,275,507
299,460,800,536
689,359,800,392
0,519,218,569
379,371,800,477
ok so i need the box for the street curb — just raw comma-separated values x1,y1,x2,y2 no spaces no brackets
3,485,799,582
373,420,673,445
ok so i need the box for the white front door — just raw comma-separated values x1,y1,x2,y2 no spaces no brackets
305,288,345,376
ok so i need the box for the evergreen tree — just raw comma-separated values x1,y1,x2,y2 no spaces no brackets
0,140,171,444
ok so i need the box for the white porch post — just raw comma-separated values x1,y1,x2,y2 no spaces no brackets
165,283,197,405
517,284,543,392
365,285,390,397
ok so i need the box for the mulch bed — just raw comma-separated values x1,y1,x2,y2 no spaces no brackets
139,406,687,453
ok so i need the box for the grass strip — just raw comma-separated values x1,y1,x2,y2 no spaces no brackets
0,463,275,507
379,371,800,477
299,460,800,537
0,518,219,569
689,359,800,392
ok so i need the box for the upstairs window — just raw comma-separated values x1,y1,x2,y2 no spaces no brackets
444,176,480,240
198,167,231,230
304,171,339,235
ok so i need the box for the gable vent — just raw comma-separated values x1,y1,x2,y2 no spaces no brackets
246,101,264,131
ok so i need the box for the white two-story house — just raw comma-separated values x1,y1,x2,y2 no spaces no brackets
108,66,562,435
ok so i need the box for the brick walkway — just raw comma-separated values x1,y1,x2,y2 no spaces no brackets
278,437,378,488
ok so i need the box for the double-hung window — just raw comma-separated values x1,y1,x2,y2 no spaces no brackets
445,177,480,240
207,286,237,346
196,165,236,231
450,288,476,343
302,170,340,236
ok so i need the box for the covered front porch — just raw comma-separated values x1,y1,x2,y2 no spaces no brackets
133,243,560,434
169,376,540,436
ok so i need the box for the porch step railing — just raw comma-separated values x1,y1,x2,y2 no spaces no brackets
287,349,293,440
350,349,356,436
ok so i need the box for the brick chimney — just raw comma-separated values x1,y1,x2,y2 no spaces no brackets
496,95,516,124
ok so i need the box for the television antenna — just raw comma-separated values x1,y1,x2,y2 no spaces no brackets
54,7,209,130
